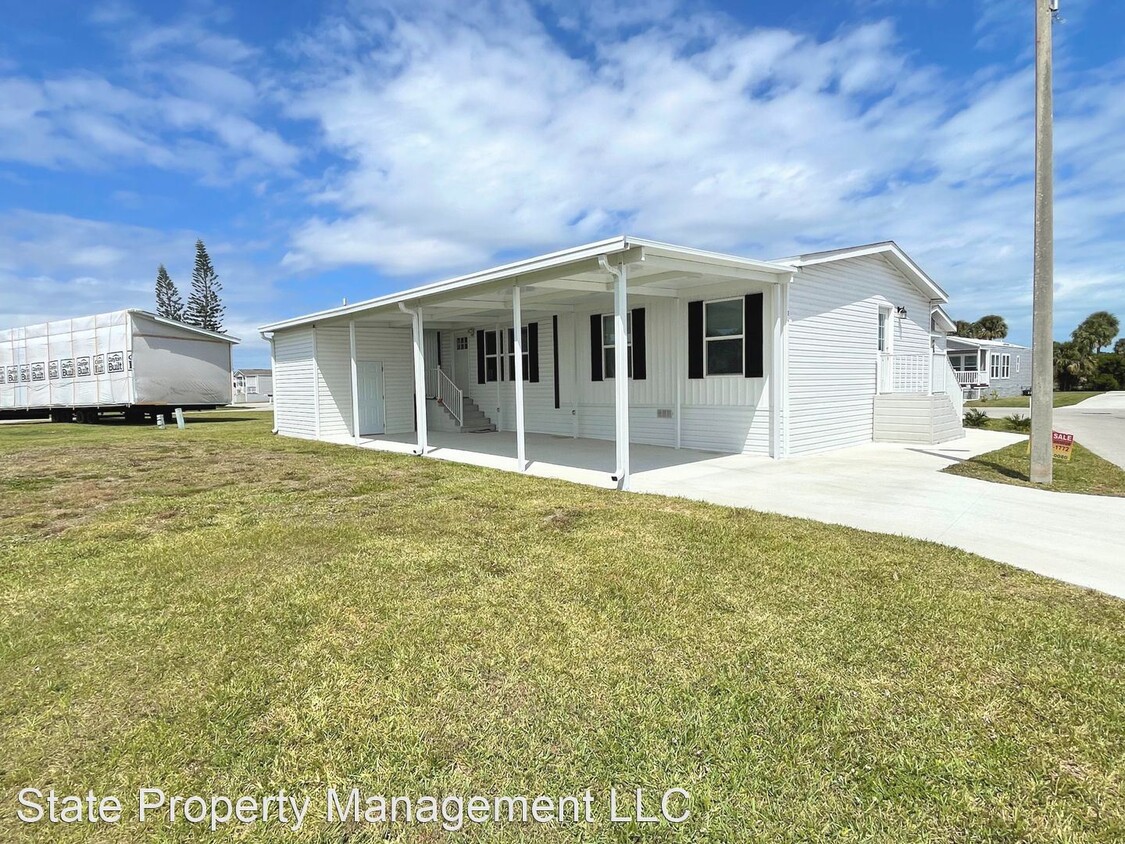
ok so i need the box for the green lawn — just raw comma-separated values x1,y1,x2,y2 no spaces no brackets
944,438,1125,497
1,416,1123,842
966,390,1101,408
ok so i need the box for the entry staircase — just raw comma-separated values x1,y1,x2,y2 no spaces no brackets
872,353,966,445
429,368,496,433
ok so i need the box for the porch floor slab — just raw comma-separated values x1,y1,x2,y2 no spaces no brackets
328,428,1125,600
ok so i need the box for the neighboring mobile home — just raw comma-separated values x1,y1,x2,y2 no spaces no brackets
946,337,1032,400
233,368,273,403
260,237,964,489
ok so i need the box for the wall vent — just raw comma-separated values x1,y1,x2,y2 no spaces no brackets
656,409,673,419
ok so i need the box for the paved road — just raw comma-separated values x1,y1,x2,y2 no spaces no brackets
973,392,1125,470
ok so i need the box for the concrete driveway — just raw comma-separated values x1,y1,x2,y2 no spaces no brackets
632,430,1125,600
974,392,1125,469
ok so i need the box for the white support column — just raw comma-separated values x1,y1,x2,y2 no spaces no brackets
311,325,321,439
512,286,526,471
779,278,791,458
571,313,579,438
349,320,360,444
613,262,630,490
674,297,683,449
411,308,428,454
769,284,783,459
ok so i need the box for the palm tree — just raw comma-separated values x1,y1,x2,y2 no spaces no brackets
1055,340,1098,391
975,314,1008,340
954,319,979,338
1075,311,1119,353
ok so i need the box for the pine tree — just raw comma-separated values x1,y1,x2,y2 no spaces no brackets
154,264,184,320
184,239,225,332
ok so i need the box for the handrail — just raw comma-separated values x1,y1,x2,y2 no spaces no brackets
939,356,964,419
433,368,463,426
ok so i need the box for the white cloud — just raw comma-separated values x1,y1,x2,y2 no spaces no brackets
277,0,1125,343
0,212,276,365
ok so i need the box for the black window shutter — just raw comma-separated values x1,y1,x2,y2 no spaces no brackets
631,307,646,380
436,331,441,367
551,316,560,408
528,322,539,383
744,293,764,378
476,330,486,384
687,301,704,379
589,314,603,381
507,327,515,381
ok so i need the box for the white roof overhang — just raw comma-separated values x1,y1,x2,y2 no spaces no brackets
777,241,948,303
259,236,796,334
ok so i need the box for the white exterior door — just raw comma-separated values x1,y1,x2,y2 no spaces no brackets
876,306,894,393
356,361,385,436
454,334,471,387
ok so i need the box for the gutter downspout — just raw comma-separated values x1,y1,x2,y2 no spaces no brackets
260,330,278,434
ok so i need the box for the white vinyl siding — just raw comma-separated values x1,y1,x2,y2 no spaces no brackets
273,328,316,438
787,255,932,456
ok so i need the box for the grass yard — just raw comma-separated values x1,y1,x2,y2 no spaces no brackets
966,390,1101,408
1,415,1123,842
944,438,1125,497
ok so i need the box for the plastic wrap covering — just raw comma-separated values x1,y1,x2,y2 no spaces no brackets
1,310,234,409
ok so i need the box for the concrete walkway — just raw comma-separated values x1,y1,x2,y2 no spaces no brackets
349,428,1125,600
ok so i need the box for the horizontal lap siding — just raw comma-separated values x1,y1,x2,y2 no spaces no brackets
787,255,932,455
273,328,316,439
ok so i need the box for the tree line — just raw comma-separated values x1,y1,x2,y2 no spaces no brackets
955,310,1122,391
155,239,225,333
1056,311,1122,392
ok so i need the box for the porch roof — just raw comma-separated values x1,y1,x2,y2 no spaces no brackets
259,235,796,333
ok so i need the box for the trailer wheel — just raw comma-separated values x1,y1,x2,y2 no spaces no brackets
50,409,73,423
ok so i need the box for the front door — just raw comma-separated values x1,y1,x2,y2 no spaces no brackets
356,361,385,436
454,333,471,387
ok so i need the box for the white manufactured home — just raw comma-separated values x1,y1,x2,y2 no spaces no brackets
260,237,964,489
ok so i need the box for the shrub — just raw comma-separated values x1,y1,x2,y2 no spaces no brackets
1089,373,1120,392
1005,413,1032,432
963,409,990,428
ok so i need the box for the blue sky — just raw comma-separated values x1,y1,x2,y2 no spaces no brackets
2,0,1122,367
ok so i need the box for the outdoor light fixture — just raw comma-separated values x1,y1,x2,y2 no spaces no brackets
895,305,908,318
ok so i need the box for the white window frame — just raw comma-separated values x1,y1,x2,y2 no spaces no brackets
1015,356,1020,374
877,305,893,354
1001,353,1011,379
483,329,501,383
704,298,745,377
601,312,632,379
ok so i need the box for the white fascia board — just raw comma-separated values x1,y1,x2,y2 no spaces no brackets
777,242,948,303
259,235,798,334
931,306,957,334
259,236,632,333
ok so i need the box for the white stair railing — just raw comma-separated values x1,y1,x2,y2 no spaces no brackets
932,354,964,419
432,368,463,426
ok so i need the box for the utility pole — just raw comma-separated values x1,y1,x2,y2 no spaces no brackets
1030,0,1056,484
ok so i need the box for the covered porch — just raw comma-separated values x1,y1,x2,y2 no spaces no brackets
276,237,796,490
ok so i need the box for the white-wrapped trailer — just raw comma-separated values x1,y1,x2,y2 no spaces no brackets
0,310,238,423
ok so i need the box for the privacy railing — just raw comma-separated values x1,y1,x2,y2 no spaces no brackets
432,367,463,427
879,353,931,394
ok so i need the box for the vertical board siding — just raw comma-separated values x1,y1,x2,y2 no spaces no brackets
314,326,354,439
273,328,316,439
787,255,933,455
353,325,415,435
